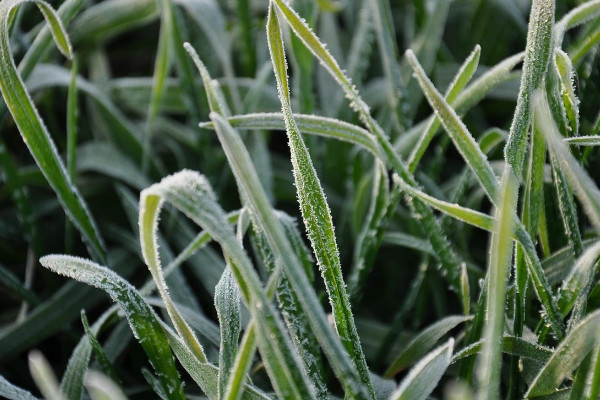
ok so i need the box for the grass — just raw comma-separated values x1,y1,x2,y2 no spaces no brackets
1,0,600,399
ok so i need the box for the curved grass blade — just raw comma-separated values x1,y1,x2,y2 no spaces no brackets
452,335,554,364
200,113,380,157
28,351,66,400
84,371,128,400
408,44,481,172
405,50,564,339
554,50,579,138
141,170,317,400
555,0,600,45
266,5,374,397
0,374,40,400
39,255,185,400
271,0,464,295
390,339,454,400
504,0,554,179
81,311,120,386
209,112,372,399
385,315,472,378
0,0,105,261
475,172,518,400
526,310,600,397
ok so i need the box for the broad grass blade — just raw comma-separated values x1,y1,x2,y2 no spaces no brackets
0,374,40,400
39,256,185,400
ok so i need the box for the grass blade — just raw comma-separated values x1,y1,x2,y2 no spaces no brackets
0,0,105,261
39,255,186,400
526,310,600,397
215,267,241,399
504,0,554,179
390,339,454,400
266,5,374,397
200,113,380,157
84,371,128,400
0,374,40,400
385,315,472,378
475,172,518,400
28,351,65,400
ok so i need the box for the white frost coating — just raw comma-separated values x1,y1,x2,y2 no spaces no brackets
391,339,454,400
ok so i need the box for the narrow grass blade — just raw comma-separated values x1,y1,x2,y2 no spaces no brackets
266,5,374,397
393,175,496,233
385,316,472,378
0,0,105,261
209,113,372,399
555,0,600,45
526,310,600,397
0,374,40,400
564,136,600,146
29,351,65,400
390,339,454,400
0,264,40,306
60,307,117,400
81,311,120,386
452,335,554,364
84,371,128,400
534,91,600,234
272,0,464,294
504,0,554,179
141,171,317,400
408,44,481,172
39,255,186,400
554,50,579,137
406,50,563,339
215,267,241,398
476,172,518,400
200,113,380,156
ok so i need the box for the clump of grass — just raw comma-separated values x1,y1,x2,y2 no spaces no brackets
2,0,600,399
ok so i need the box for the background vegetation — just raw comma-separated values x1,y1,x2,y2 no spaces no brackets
1,0,600,399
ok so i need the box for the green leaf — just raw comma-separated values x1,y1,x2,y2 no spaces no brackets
0,0,105,261
81,311,121,386
385,315,472,378
266,5,374,398
390,339,454,400
504,0,555,179
39,255,185,400
564,136,600,146
200,113,380,157
526,310,600,397
534,90,600,234
215,267,241,399
476,172,518,400
0,374,40,400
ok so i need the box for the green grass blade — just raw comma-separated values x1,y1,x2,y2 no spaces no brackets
61,307,117,400
385,315,472,378
564,136,600,146
0,374,40,400
272,0,464,294
406,50,564,339
504,0,554,179
140,180,208,363
408,44,481,172
84,371,129,400
475,172,518,400
266,5,374,397
80,311,120,386
209,112,372,399
390,339,454,400
526,310,600,397
39,255,185,400
555,0,600,45
393,175,496,233
554,50,579,137
28,351,66,400
0,0,105,261
534,91,600,234
200,113,380,157
215,267,241,399
141,170,317,400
